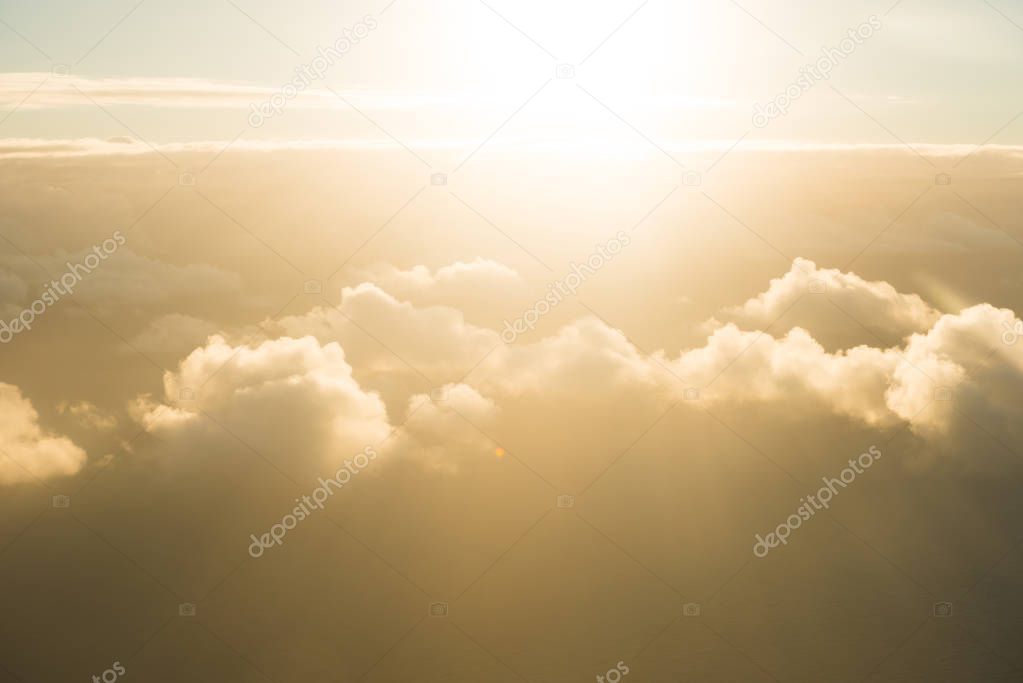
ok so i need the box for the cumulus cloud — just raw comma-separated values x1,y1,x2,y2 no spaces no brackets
479,317,664,398
345,258,533,335
135,335,391,477
0,383,87,485
725,257,942,341
661,324,901,426
394,383,499,473
132,332,506,476
273,283,499,382
465,263,1022,454
659,300,1023,455
358,258,522,302
129,258,1023,477
889,304,1023,440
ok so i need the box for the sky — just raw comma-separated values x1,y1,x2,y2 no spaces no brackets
2,1,1023,682
1,0,1023,145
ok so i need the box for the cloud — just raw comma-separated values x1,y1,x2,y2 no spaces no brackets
0,249,243,315
888,304,1023,441
347,258,533,334
131,258,1023,478
479,316,664,398
53,250,242,312
0,74,340,111
0,383,87,485
133,331,506,477
394,383,499,473
56,400,117,431
662,323,901,426
0,73,569,118
128,313,222,354
6,134,1023,162
359,258,523,302
274,283,499,382
0,138,352,160
135,335,392,478
725,257,942,341
461,262,1023,456
661,300,1023,456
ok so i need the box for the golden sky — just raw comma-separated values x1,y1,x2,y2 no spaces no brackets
2,1,1023,681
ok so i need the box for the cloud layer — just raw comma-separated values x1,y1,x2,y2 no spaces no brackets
119,256,1023,484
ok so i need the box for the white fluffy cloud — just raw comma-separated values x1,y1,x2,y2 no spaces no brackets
133,332,507,476
0,383,87,484
273,283,499,382
726,257,942,341
661,323,901,426
135,335,392,478
479,317,664,398
129,258,1023,476
659,300,1023,444
889,304,1023,438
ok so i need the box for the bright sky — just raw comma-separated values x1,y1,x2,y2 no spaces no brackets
1,0,1022,145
